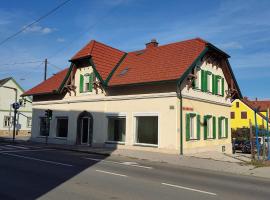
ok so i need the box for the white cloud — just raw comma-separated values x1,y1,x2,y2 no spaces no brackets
23,24,55,34
56,38,65,42
218,42,243,50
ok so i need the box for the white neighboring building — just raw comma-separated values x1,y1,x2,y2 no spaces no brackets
0,77,32,137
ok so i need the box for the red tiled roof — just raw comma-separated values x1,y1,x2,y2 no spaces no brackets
108,38,207,86
246,99,270,112
22,68,69,96
241,98,270,121
23,38,214,96
71,40,126,80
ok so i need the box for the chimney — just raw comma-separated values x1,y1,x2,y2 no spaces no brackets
146,39,158,49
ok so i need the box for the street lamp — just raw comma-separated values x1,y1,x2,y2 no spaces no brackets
0,85,18,142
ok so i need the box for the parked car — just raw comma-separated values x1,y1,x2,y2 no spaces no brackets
241,141,252,154
233,140,245,151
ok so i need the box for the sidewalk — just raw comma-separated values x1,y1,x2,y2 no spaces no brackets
1,138,270,179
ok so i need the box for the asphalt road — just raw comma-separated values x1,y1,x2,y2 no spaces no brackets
0,143,270,200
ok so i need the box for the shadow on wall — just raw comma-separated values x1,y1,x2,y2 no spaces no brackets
0,108,119,199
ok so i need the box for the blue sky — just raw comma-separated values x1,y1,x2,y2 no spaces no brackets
0,0,269,99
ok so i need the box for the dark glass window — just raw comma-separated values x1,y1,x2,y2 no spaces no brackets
241,112,247,119
108,117,126,142
136,116,158,145
231,112,235,119
40,117,49,136
56,118,68,137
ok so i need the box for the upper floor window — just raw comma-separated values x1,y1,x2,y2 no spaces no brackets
241,112,247,119
200,70,225,96
192,67,200,89
231,112,235,119
236,102,239,108
80,73,94,93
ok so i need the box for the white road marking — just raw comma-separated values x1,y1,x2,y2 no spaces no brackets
96,170,127,177
0,152,73,167
5,145,29,149
161,183,217,196
0,146,14,150
0,149,54,153
84,157,153,169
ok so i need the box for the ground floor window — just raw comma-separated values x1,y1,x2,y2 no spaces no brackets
3,116,13,127
204,115,216,139
56,117,68,138
27,117,32,128
108,117,126,142
40,117,49,136
186,113,200,141
218,117,228,138
136,116,158,145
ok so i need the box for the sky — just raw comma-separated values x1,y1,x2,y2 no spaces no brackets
0,0,269,99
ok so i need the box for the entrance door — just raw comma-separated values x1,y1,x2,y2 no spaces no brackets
81,117,90,144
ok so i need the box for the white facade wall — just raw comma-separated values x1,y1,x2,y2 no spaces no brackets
0,79,32,135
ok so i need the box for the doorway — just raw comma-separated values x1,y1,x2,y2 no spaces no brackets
77,111,93,146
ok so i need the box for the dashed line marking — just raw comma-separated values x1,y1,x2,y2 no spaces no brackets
96,170,127,177
84,157,153,169
161,183,217,196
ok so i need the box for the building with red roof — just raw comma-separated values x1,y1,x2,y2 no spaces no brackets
23,38,241,155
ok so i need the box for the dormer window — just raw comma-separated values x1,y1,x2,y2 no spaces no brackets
80,73,94,93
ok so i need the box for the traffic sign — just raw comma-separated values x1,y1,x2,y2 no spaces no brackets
12,102,20,110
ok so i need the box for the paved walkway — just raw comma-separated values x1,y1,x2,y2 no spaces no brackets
1,138,269,179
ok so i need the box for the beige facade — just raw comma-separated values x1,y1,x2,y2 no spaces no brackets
30,57,234,155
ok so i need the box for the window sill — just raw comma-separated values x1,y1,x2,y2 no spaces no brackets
55,137,67,140
219,137,228,139
105,141,125,145
37,136,49,138
134,143,158,148
187,139,200,142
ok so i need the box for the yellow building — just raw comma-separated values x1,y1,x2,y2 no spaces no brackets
231,98,270,130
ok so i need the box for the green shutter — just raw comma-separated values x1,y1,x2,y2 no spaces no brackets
79,74,84,93
218,117,222,139
221,78,224,96
197,115,201,140
204,116,207,140
201,70,205,91
212,74,216,95
186,114,190,141
89,73,93,92
213,117,216,139
225,118,228,138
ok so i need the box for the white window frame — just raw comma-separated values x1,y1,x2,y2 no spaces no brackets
207,73,212,92
84,74,90,92
106,112,127,144
207,117,213,138
27,117,32,128
221,118,226,138
133,112,160,147
194,67,201,89
217,77,222,95
3,116,12,128
189,114,197,140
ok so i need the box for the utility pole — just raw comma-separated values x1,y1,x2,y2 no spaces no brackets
44,58,48,81
249,119,255,160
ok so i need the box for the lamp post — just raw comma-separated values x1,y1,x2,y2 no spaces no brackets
0,85,18,142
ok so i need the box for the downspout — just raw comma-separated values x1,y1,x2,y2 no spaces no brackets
177,82,183,155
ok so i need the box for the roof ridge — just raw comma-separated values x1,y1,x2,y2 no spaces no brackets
93,40,126,54
128,37,208,53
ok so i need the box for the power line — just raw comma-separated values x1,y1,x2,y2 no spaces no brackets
0,0,72,47
0,60,43,66
48,3,121,60
47,61,63,70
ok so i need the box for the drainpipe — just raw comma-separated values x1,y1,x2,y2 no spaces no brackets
177,82,183,155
